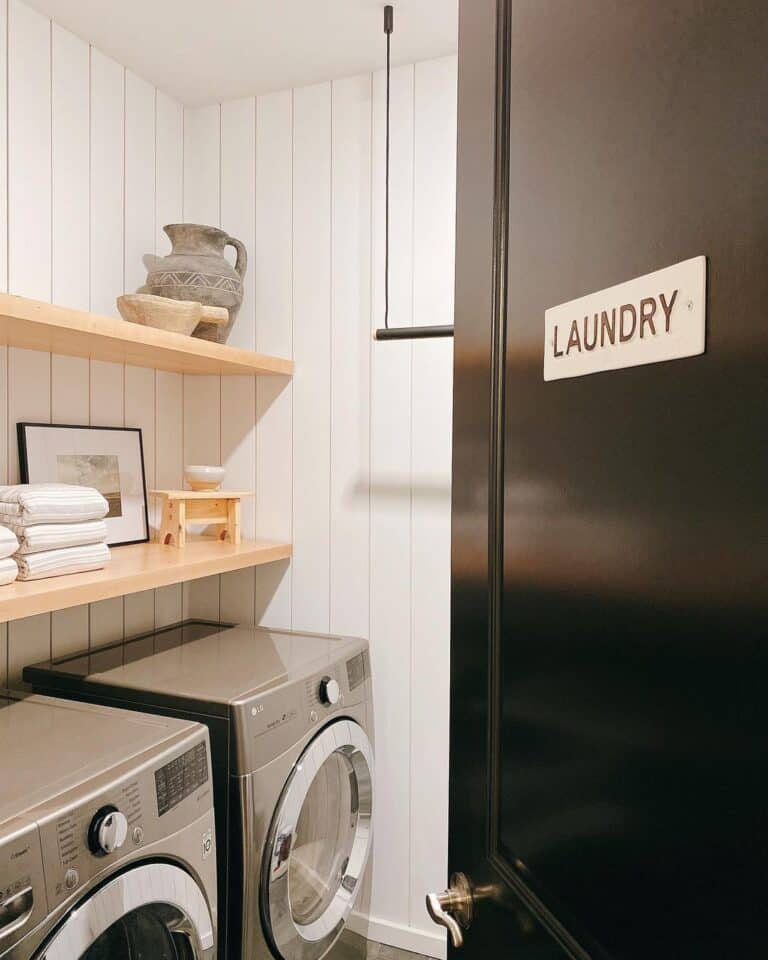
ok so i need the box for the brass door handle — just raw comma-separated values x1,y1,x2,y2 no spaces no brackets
425,872,475,949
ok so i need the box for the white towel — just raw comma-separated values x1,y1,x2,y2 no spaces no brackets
4,519,107,555
0,525,18,560
0,484,109,526
0,556,17,585
14,542,111,581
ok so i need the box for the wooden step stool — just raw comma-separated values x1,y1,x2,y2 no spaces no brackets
151,490,254,547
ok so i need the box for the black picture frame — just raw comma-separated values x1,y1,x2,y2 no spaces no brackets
17,422,150,547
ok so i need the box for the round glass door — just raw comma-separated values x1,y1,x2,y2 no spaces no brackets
38,863,215,960
80,904,194,959
262,719,373,960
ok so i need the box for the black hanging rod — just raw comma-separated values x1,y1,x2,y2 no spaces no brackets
374,324,455,341
374,7,454,344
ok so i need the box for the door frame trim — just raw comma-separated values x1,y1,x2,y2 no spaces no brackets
462,3,596,957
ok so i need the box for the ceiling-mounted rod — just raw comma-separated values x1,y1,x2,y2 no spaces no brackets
375,325,455,341
373,5,454,343
383,4,393,332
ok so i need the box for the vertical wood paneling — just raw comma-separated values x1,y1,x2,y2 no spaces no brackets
180,103,222,620
409,55,457,937
254,90,293,629
154,369,184,626
90,48,124,316
291,82,331,634
89,597,123,649
155,91,183,253
220,376,256,623
50,15,90,704
124,71,156,294
123,71,157,635
51,350,90,657
90,360,124,426
51,606,89,659
125,366,155,506
89,356,124,647
49,3,90,696
219,96,257,623
369,63,415,927
183,374,221,618
329,74,371,638
221,97,256,351
8,615,49,687
124,364,155,633
51,356,88,425
1,5,187,689
52,24,89,310
8,0,50,301
8,348,50,483
183,104,220,225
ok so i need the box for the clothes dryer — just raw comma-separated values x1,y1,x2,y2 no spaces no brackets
25,622,374,960
0,692,217,959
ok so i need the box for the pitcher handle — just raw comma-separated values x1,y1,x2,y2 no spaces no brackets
226,236,247,279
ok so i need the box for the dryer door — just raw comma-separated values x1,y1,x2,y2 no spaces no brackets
262,718,374,960
38,862,215,959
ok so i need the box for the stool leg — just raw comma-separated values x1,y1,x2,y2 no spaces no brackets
224,499,241,544
161,499,186,548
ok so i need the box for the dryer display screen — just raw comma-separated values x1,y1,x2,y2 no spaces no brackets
155,742,209,816
346,653,366,691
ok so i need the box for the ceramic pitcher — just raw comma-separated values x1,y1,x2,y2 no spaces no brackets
141,224,247,343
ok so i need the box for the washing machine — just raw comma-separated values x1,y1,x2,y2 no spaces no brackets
24,621,375,960
0,691,217,959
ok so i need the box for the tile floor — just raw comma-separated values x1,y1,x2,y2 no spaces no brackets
371,944,433,960
333,930,434,960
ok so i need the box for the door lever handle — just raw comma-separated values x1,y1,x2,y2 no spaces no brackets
426,872,475,949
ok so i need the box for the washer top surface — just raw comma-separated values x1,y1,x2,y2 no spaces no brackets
0,694,196,826
27,623,366,709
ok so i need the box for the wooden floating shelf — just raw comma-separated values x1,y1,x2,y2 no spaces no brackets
0,538,292,624
0,293,293,377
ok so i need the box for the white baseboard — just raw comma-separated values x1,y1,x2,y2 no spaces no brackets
349,910,447,959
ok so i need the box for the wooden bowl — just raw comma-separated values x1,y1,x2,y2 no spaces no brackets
117,294,228,337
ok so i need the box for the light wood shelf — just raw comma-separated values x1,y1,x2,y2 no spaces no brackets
0,538,292,624
0,293,293,376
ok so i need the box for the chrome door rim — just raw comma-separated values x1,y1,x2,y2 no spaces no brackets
262,718,374,960
39,862,215,959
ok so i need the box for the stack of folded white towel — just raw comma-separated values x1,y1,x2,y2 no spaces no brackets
0,484,111,582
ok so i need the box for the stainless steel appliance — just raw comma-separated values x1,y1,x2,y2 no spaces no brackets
25,622,374,960
0,692,217,959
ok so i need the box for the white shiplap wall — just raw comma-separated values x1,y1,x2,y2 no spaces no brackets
0,1,455,948
0,0,187,678
181,58,456,956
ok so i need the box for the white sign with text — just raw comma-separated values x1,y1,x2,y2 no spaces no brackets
543,256,706,381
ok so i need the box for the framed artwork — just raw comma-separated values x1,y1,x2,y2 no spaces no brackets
17,423,149,547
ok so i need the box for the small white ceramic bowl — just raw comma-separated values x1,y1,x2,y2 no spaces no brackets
184,465,225,491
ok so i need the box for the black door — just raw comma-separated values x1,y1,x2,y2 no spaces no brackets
436,1,768,957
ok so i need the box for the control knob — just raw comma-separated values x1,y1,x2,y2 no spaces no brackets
88,806,128,857
318,676,340,706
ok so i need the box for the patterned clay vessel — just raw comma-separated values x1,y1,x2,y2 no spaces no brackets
140,224,247,343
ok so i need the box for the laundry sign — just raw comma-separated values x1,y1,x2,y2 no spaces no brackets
543,256,706,381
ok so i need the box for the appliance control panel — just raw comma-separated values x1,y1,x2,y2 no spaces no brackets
35,729,212,911
155,741,209,817
238,646,370,770
0,819,46,948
